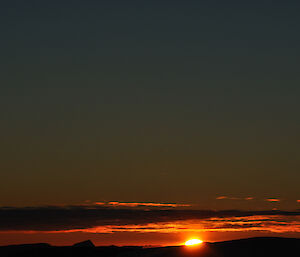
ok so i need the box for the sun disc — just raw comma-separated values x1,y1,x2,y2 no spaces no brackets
185,239,203,246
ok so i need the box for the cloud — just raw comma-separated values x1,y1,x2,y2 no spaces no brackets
216,196,254,201
0,206,300,235
216,196,228,200
265,198,281,202
94,201,191,208
82,215,300,234
216,197,284,203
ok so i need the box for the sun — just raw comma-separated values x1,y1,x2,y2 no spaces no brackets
184,238,203,246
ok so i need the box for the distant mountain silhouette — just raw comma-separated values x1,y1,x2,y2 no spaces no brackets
0,237,299,257
73,240,95,248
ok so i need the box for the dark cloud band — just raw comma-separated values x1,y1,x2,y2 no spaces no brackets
0,206,300,232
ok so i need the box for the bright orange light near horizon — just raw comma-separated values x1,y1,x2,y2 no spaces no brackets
184,239,203,246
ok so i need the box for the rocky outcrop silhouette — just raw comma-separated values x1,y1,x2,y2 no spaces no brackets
73,240,95,248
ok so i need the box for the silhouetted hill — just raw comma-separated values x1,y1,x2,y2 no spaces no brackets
73,240,95,248
0,243,52,256
0,237,299,257
211,237,300,257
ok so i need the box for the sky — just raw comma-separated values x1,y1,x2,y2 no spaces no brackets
1,0,300,246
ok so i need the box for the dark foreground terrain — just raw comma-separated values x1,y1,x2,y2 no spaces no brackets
0,237,299,257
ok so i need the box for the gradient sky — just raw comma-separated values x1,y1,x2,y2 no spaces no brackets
1,0,300,245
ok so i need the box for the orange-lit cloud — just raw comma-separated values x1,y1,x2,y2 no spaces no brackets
217,197,283,202
265,198,281,202
1,207,300,247
297,200,300,203
77,215,300,234
216,196,254,200
1,206,300,236
94,201,191,208
3,214,300,236
216,196,228,200
93,202,105,205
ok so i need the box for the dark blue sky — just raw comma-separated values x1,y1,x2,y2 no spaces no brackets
1,1,300,209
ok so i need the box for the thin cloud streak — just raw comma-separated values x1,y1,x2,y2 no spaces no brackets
216,196,254,200
265,198,281,202
216,197,282,202
94,201,191,208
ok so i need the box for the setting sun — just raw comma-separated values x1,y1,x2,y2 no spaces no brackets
184,239,203,246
